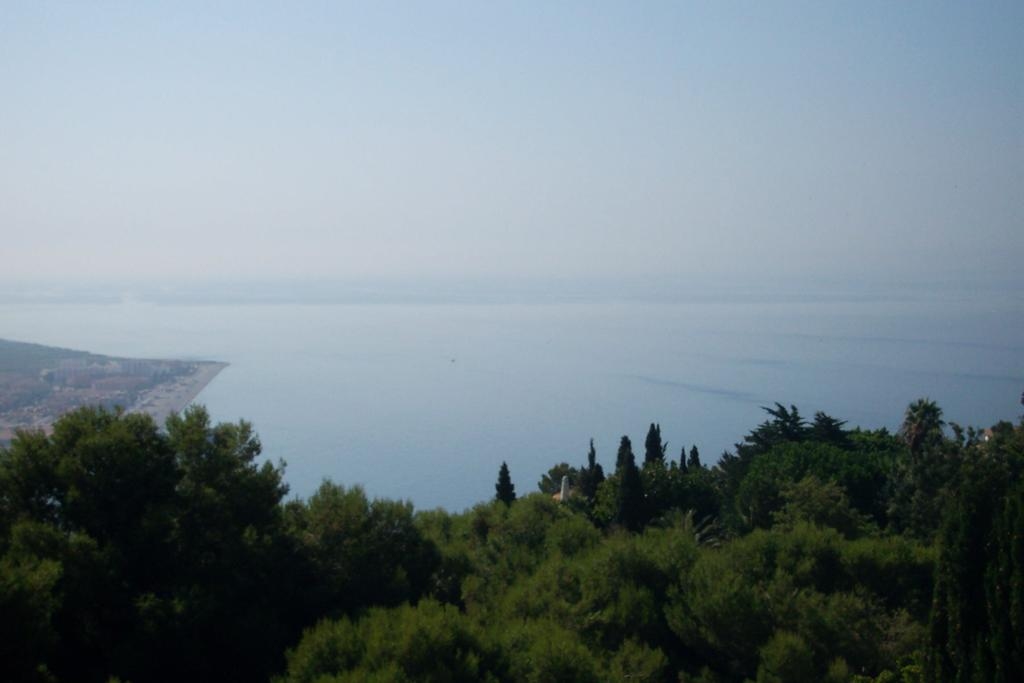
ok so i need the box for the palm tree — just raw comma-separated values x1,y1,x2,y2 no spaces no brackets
901,398,944,457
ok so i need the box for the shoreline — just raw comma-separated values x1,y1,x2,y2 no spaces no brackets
0,361,228,445
129,361,229,426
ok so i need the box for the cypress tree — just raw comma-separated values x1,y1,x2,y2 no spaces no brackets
578,439,605,501
985,481,1024,682
644,423,665,465
616,436,634,472
688,445,702,470
495,461,516,505
679,445,689,473
614,435,645,530
927,459,1008,682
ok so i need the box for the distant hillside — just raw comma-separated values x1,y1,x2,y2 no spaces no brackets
0,338,100,373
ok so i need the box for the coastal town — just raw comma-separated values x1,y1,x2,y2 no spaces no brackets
0,338,226,443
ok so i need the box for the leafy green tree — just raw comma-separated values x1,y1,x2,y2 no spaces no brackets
539,462,579,495
286,482,439,617
496,461,516,505
158,406,297,682
280,599,506,683
811,411,850,448
757,631,816,683
502,618,601,683
0,405,304,683
640,458,673,522
772,475,872,539
732,439,892,532
715,404,809,530
747,404,810,451
0,520,62,683
606,639,669,681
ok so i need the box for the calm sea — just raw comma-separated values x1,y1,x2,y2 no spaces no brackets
1,290,1021,511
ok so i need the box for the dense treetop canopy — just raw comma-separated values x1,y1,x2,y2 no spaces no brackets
1,400,1021,682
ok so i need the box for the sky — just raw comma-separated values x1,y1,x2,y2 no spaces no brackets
1,1,1021,293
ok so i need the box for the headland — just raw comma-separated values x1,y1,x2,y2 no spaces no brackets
0,338,227,443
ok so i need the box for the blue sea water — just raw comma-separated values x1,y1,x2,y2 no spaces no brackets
1,289,1021,511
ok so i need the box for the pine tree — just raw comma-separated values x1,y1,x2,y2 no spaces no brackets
495,461,516,505
644,423,665,465
687,445,702,470
810,411,849,447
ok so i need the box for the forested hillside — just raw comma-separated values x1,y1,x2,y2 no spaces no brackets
1,401,1021,682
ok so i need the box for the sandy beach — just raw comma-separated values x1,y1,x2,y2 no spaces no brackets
130,361,229,426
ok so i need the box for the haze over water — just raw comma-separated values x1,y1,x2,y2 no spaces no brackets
2,284,1020,511
1,4,1020,509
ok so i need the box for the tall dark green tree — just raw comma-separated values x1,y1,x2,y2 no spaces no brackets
986,480,1024,682
644,423,665,465
927,420,1024,682
810,411,849,447
687,445,702,470
614,436,645,531
495,462,516,505
616,436,634,471
577,439,605,501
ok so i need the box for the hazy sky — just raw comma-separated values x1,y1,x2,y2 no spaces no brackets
2,2,1021,289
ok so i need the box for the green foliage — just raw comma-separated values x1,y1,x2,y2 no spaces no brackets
5,399,1018,683
773,475,873,539
0,521,62,682
667,522,930,681
901,398,944,458
688,444,702,470
286,481,439,615
606,639,669,681
495,461,516,505
985,480,1024,682
501,618,599,683
279,600,504,683
733,440,892,532
0,406,428,682
614,436,646,531
538,461,578,495
757,631,816,683
644,422,666,465
926,425,1024,682
576,439,605,502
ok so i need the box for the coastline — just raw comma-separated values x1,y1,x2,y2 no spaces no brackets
130,361,229,427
